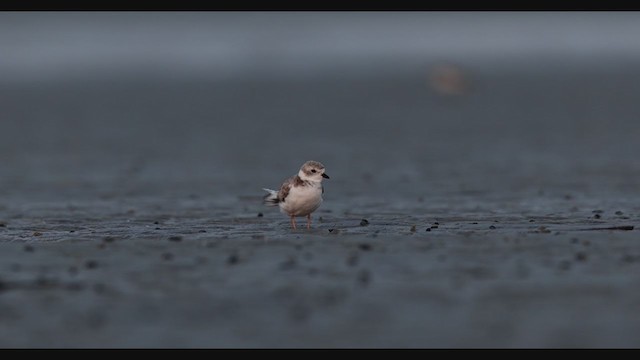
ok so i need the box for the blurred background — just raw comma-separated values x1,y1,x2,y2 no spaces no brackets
1,11,640,207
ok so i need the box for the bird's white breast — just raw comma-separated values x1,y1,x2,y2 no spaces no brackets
279,182,323,216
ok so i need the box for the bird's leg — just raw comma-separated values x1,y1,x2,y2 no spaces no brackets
290,215,297,230
306,214,311,229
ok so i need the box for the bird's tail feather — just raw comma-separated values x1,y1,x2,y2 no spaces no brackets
262,188,279,206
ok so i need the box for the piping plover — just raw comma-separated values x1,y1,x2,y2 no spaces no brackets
263,160,330,230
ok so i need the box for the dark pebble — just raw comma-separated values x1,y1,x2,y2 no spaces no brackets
346,253,359,267
529,219,535,222
33,231,43,237
69,230,75,233
426,228,431,232
23,245,35,252
575,252,588,262
153,221,159,224
358,243,372,251
615,211,624,215
227,254,240,265
84,260,99,269
593,214,601,219
433,222,439,225
357,269,372,287
257,213,263,217
360,219,369,226
472,222,478,225
198,229,207,233
279,257,297,271
103,236,116,243
155,227,161,230
410,225,417,232
431,225,438,229
0,223,6,227
489,225,496,230
168,236,183,242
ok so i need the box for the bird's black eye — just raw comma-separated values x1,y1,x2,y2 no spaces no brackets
311,169,317,173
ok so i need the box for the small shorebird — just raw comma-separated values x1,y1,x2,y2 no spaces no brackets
263,160,329,230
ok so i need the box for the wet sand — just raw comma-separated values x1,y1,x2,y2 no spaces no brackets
1,61,640,347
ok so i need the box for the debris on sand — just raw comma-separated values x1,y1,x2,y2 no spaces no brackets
531,226,551,234
358,243,372,251
582,225,634,231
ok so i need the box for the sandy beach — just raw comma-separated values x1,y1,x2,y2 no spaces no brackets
1,12,640,348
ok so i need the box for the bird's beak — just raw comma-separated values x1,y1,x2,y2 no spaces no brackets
322,173,330,179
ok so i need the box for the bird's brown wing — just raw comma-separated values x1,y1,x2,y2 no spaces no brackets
277,176,294,203
278,175,306,203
